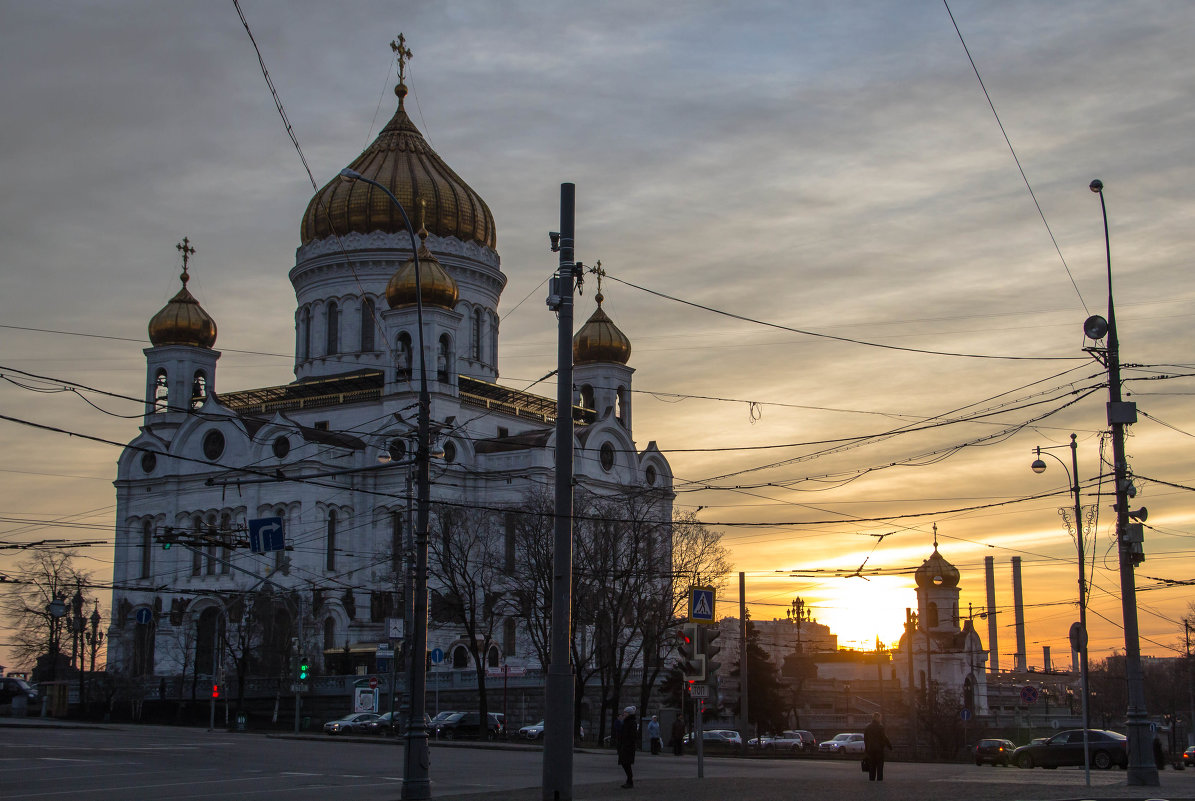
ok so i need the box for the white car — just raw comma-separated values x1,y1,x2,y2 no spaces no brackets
818,732,864,755
519,720,546,740
323,712,380,735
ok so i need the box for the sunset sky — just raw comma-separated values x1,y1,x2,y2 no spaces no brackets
2,1,1193,672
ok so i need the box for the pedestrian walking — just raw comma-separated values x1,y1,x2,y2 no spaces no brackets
670,716,685,756
647,715,662,754
617,705,638,788
863,712,892,782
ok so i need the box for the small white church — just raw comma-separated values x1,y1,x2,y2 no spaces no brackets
106,41,673,683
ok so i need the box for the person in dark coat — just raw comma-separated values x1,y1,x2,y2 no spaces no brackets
863,712,892,781
670,716,685,756
617,705,639,788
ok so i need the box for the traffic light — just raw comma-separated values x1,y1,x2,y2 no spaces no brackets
677,623,705,682
298,657,310,681
211,683,219,699
700,625,722,682
159,526,177,550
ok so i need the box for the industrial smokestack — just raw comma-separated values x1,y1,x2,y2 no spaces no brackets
984,556,999,673
1012,556,1027,672
1043,645,1052,673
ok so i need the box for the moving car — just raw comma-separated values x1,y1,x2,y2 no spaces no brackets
818,732,865,755
1184,745,1195,767
974,738,1015,766
1012,729,1128,770
771,729,817,753
365,711,431,735
323,712,380,735
683,729,742,748
431,711,504,740
519,720,546,740
0,676,38,711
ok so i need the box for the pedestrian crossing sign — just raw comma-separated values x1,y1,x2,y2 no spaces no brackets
689,586,715,623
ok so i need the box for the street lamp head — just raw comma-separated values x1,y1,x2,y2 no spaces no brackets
339,168,363,182
1089,179,1103,193
1083,315,1109,340
1031,458,1047,474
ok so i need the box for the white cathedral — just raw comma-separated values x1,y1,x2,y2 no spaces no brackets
107,48,674,683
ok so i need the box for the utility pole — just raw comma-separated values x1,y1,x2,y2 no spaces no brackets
906,608,917,760
738,572,749,756
1089,179,1158,786
543,183,578,801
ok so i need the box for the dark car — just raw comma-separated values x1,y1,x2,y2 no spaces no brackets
974,738,1015,766
1013,729,1128,770
366,711,431,736
323,712,380,735
432,711,503,740
0,677,38,711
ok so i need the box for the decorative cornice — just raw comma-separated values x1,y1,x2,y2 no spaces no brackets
296,230,500,270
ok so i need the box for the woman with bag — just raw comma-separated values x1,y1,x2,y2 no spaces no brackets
863,713,892,781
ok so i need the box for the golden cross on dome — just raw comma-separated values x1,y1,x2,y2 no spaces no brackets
176,237,196,282
591,260,605,303
932,522,938,549
391,33,412,83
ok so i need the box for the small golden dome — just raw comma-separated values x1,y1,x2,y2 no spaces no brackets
301,79,496,249
148,253,217,349
573,293,631,365
914,548,960,589
385,227,459,310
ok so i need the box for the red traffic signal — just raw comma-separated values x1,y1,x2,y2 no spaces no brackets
211,683,220,699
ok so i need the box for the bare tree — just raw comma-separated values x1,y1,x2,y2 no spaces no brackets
428,503,507,738
0,550,92,679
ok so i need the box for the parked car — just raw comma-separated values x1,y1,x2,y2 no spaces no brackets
747,735,774,749
683,729,742,748
323,712,381,735
432,711,504,740
0,676,38,710
818,732,865,755
770,729,817,753
519,720,546,740
1184,745,1195,766
974,738,1016,766
1013,729,1128,770
365,711,431,736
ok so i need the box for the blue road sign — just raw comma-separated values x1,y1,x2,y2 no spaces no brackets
1020,685,1039,705
959,708,972,721
248,517,286,553
135,607,153,625
430,648,444,664
689,586,715,623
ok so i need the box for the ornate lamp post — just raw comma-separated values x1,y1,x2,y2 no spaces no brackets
86,603,104,714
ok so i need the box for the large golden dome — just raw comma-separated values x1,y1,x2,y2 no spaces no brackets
301,84,496,249
148,267,217,349
573,294,631,365
386,226,459,310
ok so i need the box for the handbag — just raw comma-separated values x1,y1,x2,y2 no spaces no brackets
861,757,870,772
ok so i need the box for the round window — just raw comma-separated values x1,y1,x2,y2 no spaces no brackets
600,442,615,472
202,430,225,461
645,465,656,486
272,436,290,459
387,439,407,463
442,440,457,464
140,451,157,474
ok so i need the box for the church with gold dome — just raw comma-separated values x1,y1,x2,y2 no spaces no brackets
107,41,673,691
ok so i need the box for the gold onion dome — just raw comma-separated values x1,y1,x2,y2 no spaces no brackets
573,293,631,365
914,548,960,589
386,225,459,310
148,260,217,349
300,81,496,249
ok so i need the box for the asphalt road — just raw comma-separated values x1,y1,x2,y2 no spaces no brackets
2,722,1193,801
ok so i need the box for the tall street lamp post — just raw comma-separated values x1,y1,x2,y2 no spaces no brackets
338,167,432,800
1087,179,1158,786
1030,433,1091,786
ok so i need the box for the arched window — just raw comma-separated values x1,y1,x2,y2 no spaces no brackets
205,516,218,576
219,513,231,574
325,301,339,355
396,332,412,380
927,601,939,628
504,617,517,657
488,311,499,365
323,617,336,652
274,508,287,571
579,384,595,411
301,306,312,359
196,607,223,675
452,645,469,669
472,308,483,361
487,645,500,668
392,510,404,575
326,509,337,571
191,371,207,409
361,298,376,352
437,334,452,383
191,515,203,576
140,519,153,579
153,369,169,413
616,385,627,426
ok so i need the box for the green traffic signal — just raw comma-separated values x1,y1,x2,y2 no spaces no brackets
298,659,310,680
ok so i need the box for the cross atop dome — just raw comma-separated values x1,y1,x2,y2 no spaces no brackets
176,237,195,284
391,33,413,106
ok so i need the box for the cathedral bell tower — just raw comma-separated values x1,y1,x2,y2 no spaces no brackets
143,238,219,427
572,267,634,431
914,526,962,633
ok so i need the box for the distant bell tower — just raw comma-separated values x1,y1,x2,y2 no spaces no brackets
572,264,634,432
914,525,961,633
143,238,219,427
